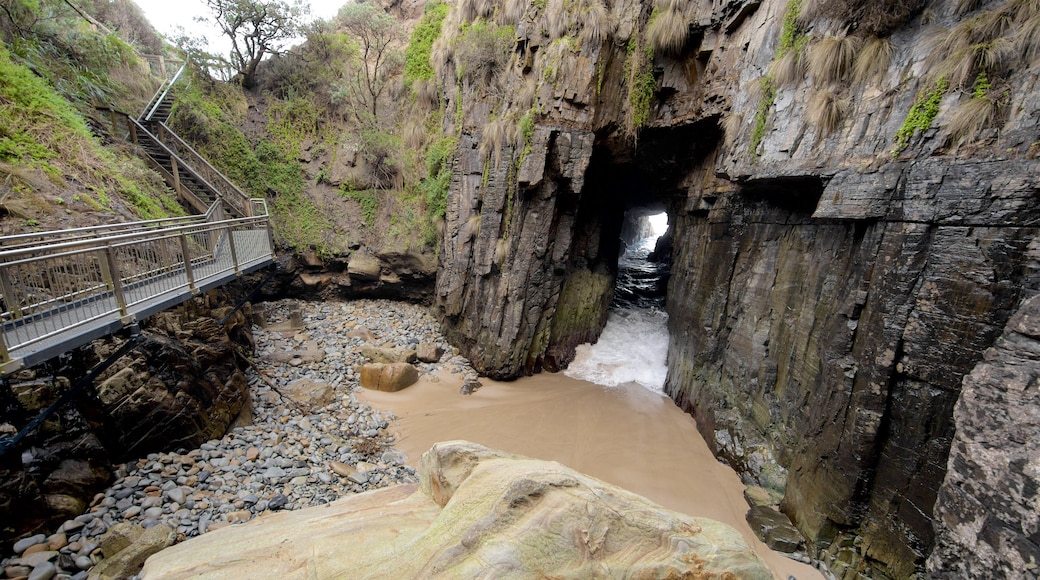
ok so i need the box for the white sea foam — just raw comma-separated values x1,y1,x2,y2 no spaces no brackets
564,307,669,394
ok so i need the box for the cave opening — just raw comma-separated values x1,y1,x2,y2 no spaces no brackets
562,120,718,392
615,209,671,310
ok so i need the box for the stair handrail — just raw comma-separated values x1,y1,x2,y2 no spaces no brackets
154,121,253,217
142,61,188,123
0,213,209,251
127,117,236,215
0,204,267,262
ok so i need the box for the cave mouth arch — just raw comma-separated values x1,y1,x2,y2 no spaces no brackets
577,117,721,314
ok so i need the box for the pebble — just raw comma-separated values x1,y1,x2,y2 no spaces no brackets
1,299,475,580
27,561,56,580
13,535,45,554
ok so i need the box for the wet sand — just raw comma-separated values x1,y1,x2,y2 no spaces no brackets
358,371,822,580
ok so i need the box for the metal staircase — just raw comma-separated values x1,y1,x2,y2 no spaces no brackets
0,64,275,375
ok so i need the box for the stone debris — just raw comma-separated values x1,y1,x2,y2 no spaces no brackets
0,299,480,580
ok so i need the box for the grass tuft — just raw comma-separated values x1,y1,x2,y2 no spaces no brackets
581,0,614,45
768,49,805,86
503,0,527,25
806,34,862,84
807,88,848,136
545,0,571,38
948,94,1002,142
852,36,893,83
648,3,690,54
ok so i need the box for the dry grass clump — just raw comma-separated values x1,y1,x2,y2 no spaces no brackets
545,0,571,38
479,117,511,167
798,0,928,36
925,12,1017,88
517,78,538,110
956,0,988,15
722,112,744,143
768,49,805,86
456,0,495,23
948,93,1003,140
807,34,862,83
581,0,614,45
648,0,691,54
852,35,893,83
807,88,848,135
502,0,527,25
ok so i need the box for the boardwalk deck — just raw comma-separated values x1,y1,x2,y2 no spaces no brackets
1,228,273,374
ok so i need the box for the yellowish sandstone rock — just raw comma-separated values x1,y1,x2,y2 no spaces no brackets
141,441,771,579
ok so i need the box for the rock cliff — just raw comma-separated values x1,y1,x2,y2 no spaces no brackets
430,0,1040,576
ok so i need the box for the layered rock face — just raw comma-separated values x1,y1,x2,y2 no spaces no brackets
431,0,1040,576
927,295,1040,576
140,441,771,579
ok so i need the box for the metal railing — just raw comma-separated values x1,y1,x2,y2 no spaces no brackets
100,108,253,218
153,122,253,217
0,200,273,374
141,62,188,123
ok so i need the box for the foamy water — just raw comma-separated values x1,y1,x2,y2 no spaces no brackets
565,307,669,394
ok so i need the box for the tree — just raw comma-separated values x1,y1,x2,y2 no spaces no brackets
202,0,309,88
333,1,403,125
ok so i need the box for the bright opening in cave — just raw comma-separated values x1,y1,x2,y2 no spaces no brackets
648,212,668,240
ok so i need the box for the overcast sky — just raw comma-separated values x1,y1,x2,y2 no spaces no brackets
135,0,348,56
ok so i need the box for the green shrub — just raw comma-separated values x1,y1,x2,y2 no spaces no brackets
750,77,776,155
893,77,948,153
340,187,379,226
626,35,656,130
455,21,515,86
420,136,456,221
404,2,449,85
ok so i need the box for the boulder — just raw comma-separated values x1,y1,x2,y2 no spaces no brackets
280,379,335,411
359,345,416,364
90,314,250,457
415,343,444,363
140,442,771,579
98,522,145,558
347,252,382,281
90,524,175,580
745,505,803,553
359,363,419,392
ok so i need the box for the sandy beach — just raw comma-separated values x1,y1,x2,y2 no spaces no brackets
358,371,823,580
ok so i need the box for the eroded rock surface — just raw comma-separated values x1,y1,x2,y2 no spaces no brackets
140,441,771,579
927,294,1040,577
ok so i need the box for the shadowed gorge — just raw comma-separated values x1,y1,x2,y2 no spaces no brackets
2,0,1040,577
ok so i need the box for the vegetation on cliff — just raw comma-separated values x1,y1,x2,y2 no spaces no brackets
0,0,184,234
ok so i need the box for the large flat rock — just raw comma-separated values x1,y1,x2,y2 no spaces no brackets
140,441,770,579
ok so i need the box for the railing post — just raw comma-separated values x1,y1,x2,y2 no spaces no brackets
0,267,24,319
226,225,241,275
170,156,180,192
180,233,197,293
107,108,119,139
0,329,10,368
128,118,138,144
0,331,20,374
99,246,129,320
